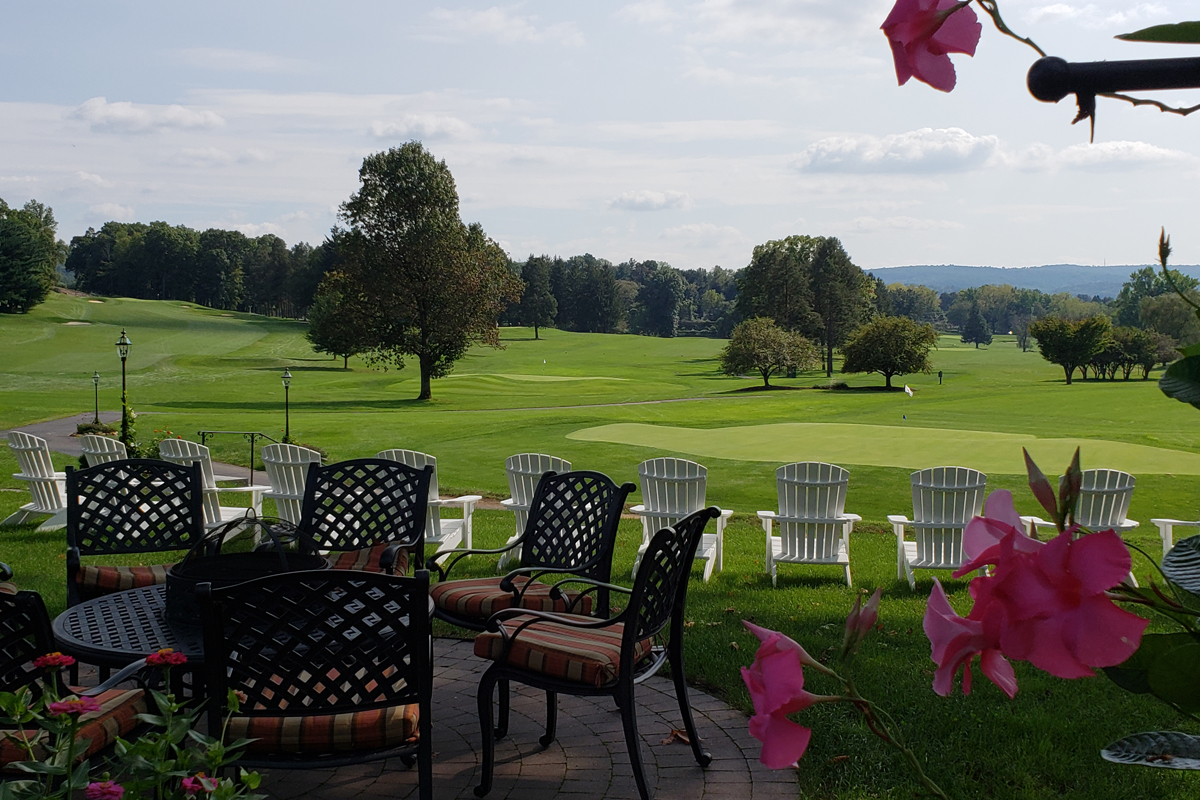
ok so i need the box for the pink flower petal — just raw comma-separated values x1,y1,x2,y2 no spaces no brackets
1067,530,1132,594
1064,595,1148,668
749,712,812,769
930,0,982,55
909,41,958,92
979,649,1018,699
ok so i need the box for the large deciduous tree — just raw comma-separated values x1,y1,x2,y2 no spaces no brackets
840,316,938,389
720,317,818,388
1113,265,1200,328
306,273,371,369
630,262,686,337
809,237,869,376
518,255,557,339
735,236,819,333
335,143,523,400
1029,315,1111,385
0,198,64,313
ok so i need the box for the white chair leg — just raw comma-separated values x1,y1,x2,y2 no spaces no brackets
905,563,916,591
701,552,714,583
34,509,67,532
1,507,38,527
844,565,852,588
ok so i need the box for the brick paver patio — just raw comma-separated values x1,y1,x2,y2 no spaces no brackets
258,638,797,800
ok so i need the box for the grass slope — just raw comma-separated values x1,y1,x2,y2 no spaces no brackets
2,294,1199,798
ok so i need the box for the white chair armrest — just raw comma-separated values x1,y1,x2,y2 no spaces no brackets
629,504,648,515
756,510,777,520
718,508,734,520
1152,518,1200,527
843,514,862,522
500,498,523,511
886,515,910,526
216,484,272,494
440,494,483,505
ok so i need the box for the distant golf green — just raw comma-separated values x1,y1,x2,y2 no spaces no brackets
569,422,1200,474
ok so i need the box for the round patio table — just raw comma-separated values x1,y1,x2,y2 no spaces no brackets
52,584,205,669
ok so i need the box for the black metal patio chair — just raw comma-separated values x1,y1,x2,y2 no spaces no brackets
430,470,636,631
65,459,206,607
470,507,720,800
0,563,150,770
294,458,433,575
196,569,432,799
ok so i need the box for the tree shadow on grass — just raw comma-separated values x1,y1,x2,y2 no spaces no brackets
715,384,812,395
145,398,430,412
250,365,357,373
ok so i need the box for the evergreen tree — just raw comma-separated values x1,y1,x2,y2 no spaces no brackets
961,300,992,348
518,255,557,339
0,198,63,313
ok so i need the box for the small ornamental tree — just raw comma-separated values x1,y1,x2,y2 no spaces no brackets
960,299,992,348
306,274,371,369
720,317,818,388
841,316,938,389
1029,314,1111,385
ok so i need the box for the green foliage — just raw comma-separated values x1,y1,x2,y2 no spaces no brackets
517,255,557,339
841,315,938,388
550,254,621,333
305,273,370,368
719,317,818,387
1029,314,1111,384
960,299,993,348
0,198,63,314
1117,21,1200,43
629,262,686,337
810,237,871,376
75,421,117,436
886,282,942,325
1114,265,1200,328
1140,292,1200,345
735,235,820,333
336,143,523,400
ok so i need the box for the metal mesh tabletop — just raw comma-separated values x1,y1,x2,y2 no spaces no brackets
53,585,204,667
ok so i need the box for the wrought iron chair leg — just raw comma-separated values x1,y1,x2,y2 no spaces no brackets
669,650,711,767
418,716,433,800
475,667,499,798
400,754,416,767
618,683,652,800
496,678,510,739
539,690,557,747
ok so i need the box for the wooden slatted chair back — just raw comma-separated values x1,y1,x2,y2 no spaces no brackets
377,449,443,539
158,439,222,523
910,466,986,568
260,444,322,523
1070,469,1135,529
776,462,849,562
505,453,571,530
7,432,64,512
638,458,707,526
79,435,127,467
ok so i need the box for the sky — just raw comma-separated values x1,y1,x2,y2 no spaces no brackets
3,1,1200,272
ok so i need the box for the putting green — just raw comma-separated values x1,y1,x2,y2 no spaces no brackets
567,422,1200,475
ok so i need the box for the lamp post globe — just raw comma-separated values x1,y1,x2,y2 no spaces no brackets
92,371,100,425
281,368,292,442
116,329,131,446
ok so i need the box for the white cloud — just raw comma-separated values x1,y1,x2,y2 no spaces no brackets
69,97,225,134
370,115,478,141
428,7,584,46
660,222,747,245
75,171,111,187
174,48,314,74
89,203,136,221
233,222,284,237
1024,2,1169,28
608,189,690,211
846,216,966,232
174,147,236,167
0,175,38,183
593,119,786,142
1017,140,1198,171
794,128,1001,173
616,1,681,28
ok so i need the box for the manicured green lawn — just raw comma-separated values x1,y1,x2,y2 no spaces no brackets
2,294,1199,798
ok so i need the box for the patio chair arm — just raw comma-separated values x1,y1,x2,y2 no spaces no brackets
499,498,524,511
215,484,271,494
434,494,483,509
434,538,525,581
81,657,151,695
499,565,587,597
485,606,626,637
887,514,910,535
380,542,418,575
0,562,11,581
549,576,631,614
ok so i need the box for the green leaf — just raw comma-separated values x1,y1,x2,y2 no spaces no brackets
1159,354,1200,409
1102,731,1200,769
1116,21,1200,44
1181,342,1200,358
1104,632,1200,693
1148,643,1200,712
1163,534,1200,591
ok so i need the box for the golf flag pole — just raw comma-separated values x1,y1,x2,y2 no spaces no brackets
904,384,914,397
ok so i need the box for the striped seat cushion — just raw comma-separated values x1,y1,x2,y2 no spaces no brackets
76,564,171,600
1,687,146,769
226,704,419,754
474,615,653,688
0,582,16,595
431,576,594,621
330,544,410,575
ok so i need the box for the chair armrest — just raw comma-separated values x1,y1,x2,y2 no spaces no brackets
485,605,623,634
887,515,910,536
215,484,271,494
843,513,862,522
757,511,777,520
435,538,525,581
81,657,150,694
629,504,647,515
500,498,524,511
435,494,483,509
1152,518,1200,527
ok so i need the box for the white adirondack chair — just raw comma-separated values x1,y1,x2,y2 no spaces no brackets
630,458,732,582
1154,517,1200,559
888,466,987,590
157,439,268,528
2,431,67,531
497,453,571,571
377,449,481,557
757,462,860,587
79,435,127,467
260,443,322,524
1022,469,1139,537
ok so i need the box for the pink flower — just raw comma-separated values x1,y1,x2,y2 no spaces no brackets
881,0,982,92
47,696,102,717
182,773,218,796
85,781,125,800
740,622,834,768
33,652,76,669
923,579,1017,698
842,588,883,657
146,648,187,666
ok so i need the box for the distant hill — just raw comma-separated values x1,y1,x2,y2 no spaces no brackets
867,264,1200,298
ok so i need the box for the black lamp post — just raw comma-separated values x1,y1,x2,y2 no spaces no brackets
92,371,100,424
282,368,292,443
116,330,131,446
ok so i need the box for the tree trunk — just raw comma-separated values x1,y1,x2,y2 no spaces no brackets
343,355,348,369
885,372,893,389
825,321,834,378
1063,365,1073,385
761,368,771,388
419,356,433,400
534,324,540,340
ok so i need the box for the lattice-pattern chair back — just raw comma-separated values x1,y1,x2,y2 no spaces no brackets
7,431,64,511
637,458,707,525
776,462,849,562
66,459,206,556
520,471,628,579
79,435,128,467
0,587,55,694
910,466,986,567
505,453,571,531
198,569,430,718
626,508,717,649
298,459,432,559
1069,469,1135,529
377,450,443,540
261,444,322,524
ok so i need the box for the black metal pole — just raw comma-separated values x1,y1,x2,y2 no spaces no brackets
120,360,128,445
284,385,290,442
93,381,100,424
1029,55,1200,103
